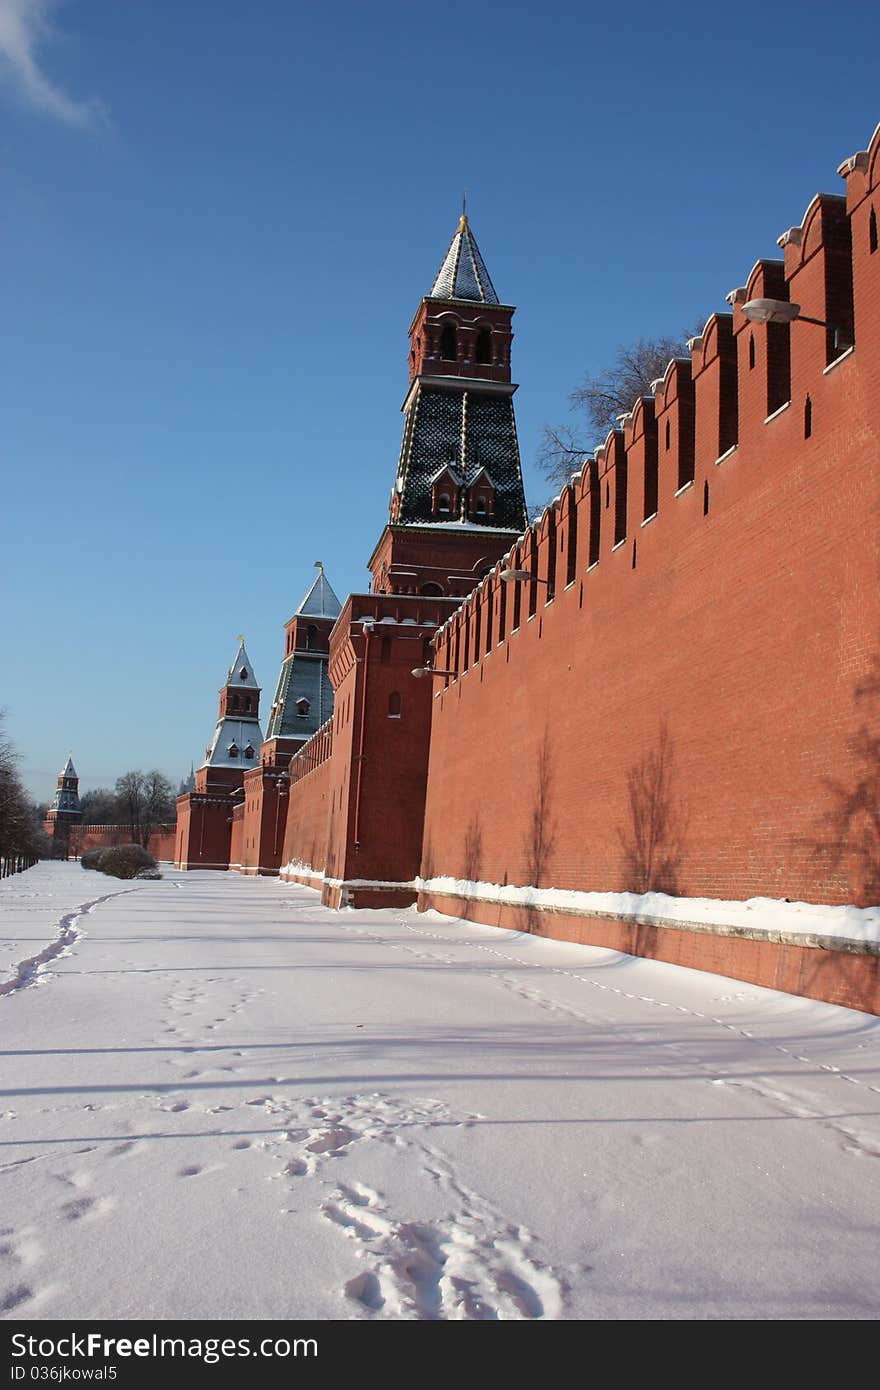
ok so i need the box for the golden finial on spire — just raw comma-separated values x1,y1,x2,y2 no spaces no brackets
314,560,324,571
236,634,245,643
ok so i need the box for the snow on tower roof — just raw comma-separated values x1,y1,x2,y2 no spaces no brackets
429,214,500,305
225,638,259,689
295,565,342,619
60,755,77,778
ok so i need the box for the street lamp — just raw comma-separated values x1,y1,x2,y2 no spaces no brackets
500,568,553,599
741,298,851,354
411,667,456,679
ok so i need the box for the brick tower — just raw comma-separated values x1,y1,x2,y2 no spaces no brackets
175,639,264,870
368,213,529,596
261,564,342,770
46,755,82,858
279,215,530,906
235,565,342,876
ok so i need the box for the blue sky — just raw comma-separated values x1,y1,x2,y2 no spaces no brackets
3,0,878,799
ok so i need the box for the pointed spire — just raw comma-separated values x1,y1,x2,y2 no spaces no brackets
430,215,500,304
225,638,259,689
295,566,342,619
60,754,77,778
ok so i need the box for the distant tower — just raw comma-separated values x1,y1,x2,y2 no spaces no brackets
233,565,342,876
175,639,265,871
199,638,264,791
369,212,529,596
261,564,342,769
46,755,82,858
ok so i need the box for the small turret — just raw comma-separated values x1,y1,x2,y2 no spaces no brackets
200,638,264,773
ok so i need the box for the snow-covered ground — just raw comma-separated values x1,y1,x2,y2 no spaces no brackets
1,862,879,1321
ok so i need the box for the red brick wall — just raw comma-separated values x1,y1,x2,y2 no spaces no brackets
280,720,334,884
421,124,880,912
71,824,176,861
175,793,232,871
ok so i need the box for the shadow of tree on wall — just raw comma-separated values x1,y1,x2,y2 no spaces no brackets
522,729,557,933
812,661,880,906
460,815,484,920
618,720,685,898
420,835,435,885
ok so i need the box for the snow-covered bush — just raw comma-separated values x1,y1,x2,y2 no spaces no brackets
89,844,157,879
80,849,105,871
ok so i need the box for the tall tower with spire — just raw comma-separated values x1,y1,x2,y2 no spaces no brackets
46,755,82,857
368,213,529,596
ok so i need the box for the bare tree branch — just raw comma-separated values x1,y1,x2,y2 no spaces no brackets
537,327,701,492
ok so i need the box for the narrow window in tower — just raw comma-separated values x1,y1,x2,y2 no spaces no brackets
804,395,812,439
665,418,671,451
566,493,578,586
546,514,556,601
388,692,401,718
766,320,791,417
380,636,391,664
438,493,451,514
475,327,492,365
475,497,487,517
749,334,756,370
453,618,461,675
228,742,239,758
440,323,457,361
703,480,710,516
512,554,522,629
870,206,878,254
528,532,538,618
614,458,628,546
643,442,658,521
588,460,601,567
244,745,255,760
307,624,318,650
297,699,310,718
473,598,481,662
498,573,507,642
485,584,493,654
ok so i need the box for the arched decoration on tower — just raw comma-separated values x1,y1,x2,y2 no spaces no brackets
440,322,458,362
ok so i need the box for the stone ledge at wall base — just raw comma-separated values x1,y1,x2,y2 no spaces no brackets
324,878,419,910
413,881,880,1018
228,861,283,878
278,861,418,908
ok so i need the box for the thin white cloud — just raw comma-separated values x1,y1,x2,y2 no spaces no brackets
0,0,105,128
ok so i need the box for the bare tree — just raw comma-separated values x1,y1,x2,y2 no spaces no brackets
140,770,175,848
80,787,123,825
115,770,146,844
115,770,175,848
538,329,700,491
0,714,46,860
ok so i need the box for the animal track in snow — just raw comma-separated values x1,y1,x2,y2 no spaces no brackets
254,1090,562,1319
323,1180,563,1321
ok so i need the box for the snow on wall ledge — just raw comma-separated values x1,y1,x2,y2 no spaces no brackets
413,877,880,954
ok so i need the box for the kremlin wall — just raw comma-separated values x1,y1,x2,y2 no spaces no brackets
170,120,880,1013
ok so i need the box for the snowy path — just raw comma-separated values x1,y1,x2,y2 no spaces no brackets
1,863,879,1320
